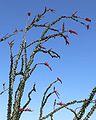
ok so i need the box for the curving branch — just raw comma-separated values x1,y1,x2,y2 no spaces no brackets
39,78,62,120
18,83,36,118
65,106,79,120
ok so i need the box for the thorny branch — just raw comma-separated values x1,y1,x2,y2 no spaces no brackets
18,83,36,117
39,78,62,120
0,7,94,120
73,86,96,120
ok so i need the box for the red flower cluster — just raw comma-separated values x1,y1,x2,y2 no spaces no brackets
85,18,91,29
19,108,33,112
85,18,91,22
69,30,78,35
44,62,52,71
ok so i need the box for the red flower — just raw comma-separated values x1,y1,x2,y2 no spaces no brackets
19,108,33,112
52,55,58,58
85,18,91,22
24,108,33,112
86,24,90,30
27,12,31,16
18,108,24,112
69,30,78,35
57,102,64,106
44,62,52,71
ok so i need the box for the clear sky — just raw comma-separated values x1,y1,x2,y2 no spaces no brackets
0,0,96,120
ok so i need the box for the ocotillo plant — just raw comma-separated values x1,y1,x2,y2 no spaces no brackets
0,7,95,120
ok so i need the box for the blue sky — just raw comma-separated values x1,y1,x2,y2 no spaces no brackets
0,0,96,120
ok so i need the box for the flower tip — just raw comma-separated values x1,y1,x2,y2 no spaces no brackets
27,12,31,16
44,62,52,71
69,30,78,35
44,62,49,66
57,102,64,106
85,18,91,22
57,77,62,84
66,40,69,45
86,24,90,30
